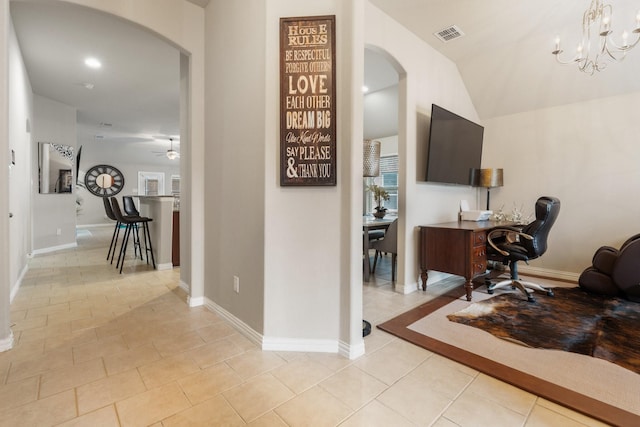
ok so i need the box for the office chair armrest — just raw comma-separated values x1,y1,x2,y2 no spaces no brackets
487,228,534,256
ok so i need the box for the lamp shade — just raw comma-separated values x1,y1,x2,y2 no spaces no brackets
471,168,503,188
363,139,381,177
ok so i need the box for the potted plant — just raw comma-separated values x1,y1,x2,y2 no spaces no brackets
367,184,390,218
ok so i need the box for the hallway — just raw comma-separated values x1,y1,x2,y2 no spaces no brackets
0,228,602,426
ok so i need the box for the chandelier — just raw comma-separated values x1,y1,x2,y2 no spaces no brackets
552,0,640,75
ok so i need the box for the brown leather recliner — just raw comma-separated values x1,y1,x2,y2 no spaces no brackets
578,234,640,302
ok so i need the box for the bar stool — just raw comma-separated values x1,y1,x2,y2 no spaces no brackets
110,197,156,273
122,196,143,259
103,197,122,263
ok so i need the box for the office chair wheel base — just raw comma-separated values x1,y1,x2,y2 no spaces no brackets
485,280,494,294
546,289,554,297
527,296,535,303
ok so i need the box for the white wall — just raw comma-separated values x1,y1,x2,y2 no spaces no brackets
32,95,77,252
482,91,640,277
365,3,482,293
8,18,32,299
0,0,14,349
263,0,350,351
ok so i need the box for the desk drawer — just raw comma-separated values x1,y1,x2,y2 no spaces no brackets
473,231,487,245
472,260,487,276
472,246,486,260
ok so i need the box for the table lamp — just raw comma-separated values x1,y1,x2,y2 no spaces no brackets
471,168,503,210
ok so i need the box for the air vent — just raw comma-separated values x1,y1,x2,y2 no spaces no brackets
434,25,465,43
94,135,104,140
99,122,112,128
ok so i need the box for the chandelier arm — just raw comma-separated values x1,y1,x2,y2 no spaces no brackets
553,0,639,74
606,33,640,51
553,51,580,65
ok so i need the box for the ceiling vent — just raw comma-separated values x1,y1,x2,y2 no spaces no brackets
434,25,465,43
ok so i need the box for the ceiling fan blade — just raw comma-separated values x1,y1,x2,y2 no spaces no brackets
153,135,180,142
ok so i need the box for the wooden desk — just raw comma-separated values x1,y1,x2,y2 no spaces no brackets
363,216,395,281
419,221,512,301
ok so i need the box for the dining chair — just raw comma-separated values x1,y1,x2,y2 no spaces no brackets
371,218,398,281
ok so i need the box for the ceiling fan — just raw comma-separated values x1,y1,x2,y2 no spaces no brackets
152,137,180,160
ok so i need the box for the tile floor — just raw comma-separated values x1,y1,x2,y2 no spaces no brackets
0,227,608,426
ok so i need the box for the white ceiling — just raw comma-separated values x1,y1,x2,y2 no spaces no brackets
369,0,640,119
10,1,181,164
10,0,640,155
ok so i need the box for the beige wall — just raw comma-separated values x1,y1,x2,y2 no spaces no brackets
204,0,267,335
483,91,640,278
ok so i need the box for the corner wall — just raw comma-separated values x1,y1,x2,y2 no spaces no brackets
482,91,640,277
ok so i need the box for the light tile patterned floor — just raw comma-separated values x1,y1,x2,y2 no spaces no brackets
0,227,608,426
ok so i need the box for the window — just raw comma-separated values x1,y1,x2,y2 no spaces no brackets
137,171,165,196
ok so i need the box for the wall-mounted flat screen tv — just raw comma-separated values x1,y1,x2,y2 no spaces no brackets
425,104,484,185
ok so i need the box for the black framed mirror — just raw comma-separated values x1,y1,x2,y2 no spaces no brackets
38,142,74,194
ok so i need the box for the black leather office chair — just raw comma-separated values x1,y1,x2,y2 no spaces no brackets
485,196,561,302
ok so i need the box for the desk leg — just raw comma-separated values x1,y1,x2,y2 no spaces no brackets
420,269,428,291
464,279,473,301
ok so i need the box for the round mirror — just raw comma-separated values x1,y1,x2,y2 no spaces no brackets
96,173,114,189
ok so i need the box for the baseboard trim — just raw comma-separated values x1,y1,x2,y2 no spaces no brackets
31,242,77,255
10,264,28,303
203,298,263,347
339,339,365,360
155,262,173,271
179,280,190,294
518,265,579,283
0,331,14,353
188,296,204,307
76,223,112,229
262,336,339,354
202,297,350,354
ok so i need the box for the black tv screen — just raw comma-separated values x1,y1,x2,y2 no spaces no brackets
425,104,484,185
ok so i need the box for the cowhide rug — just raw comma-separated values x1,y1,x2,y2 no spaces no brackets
447,287,640,375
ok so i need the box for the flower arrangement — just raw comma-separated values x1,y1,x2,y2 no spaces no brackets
367,184,390,213
491,202,533,224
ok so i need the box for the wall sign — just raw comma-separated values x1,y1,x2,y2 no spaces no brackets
280,15,336,186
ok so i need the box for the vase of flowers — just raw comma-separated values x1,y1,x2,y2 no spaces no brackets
367,184,390,218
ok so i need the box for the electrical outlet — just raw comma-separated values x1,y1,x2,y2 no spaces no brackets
233,276,240,293
56,228,62,236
